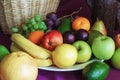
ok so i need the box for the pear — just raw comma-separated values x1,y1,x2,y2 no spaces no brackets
91,18,107,36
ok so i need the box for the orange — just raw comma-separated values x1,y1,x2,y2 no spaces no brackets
72,17,90,31
28,30,44,44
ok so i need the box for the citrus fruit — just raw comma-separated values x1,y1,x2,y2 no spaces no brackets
0,51,38,80
72,17,90,31
28,30,44,44
82,61,110,80
0,45,9,61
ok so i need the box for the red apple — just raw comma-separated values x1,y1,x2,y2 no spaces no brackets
114,33,120,48
41,30,63,51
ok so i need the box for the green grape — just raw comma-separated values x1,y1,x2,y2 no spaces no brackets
12,27,19,33
34,14,43,22
40,22,47,31
28,25,35,32
30,29,35,32
25,30,30,38
37,22,42,30
25,18,31,24
33,24,39,30
29,18,36,25
14,14,48,38
22,25,28,31
27,24,32,29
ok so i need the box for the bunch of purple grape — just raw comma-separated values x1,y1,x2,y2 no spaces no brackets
45,12,61,30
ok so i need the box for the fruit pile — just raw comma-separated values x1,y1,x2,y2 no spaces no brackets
0,12,120,80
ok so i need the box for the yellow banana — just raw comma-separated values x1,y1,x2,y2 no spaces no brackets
34,58,53,67
11,33,52,60
10,42,23,52
10,42,53,67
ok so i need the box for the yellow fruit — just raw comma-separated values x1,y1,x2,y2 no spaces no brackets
34,58,53,67
52,44,78,68
10,42,23,52
11,33,51,59
10,42,53,67
0,51,38,80
91,19,107,36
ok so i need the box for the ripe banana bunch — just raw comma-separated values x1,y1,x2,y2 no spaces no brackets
10,33,53,67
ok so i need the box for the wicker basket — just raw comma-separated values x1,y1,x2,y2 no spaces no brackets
0,0,60,34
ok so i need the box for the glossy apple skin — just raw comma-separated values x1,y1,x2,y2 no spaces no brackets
92,35,115,60
41,30,63,51
52,44,78,68
63,31,75,44
72,40,92,63
111,47,120,69
114,34,120,48
75,29,89,41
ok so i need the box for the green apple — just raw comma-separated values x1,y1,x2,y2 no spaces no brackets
52,44,78,68
72,40,92,63
111,47,120,69
0,45,10,61
92,35,115,60
87,30,103,46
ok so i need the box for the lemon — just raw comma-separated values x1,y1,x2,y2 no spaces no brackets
82,61,110,80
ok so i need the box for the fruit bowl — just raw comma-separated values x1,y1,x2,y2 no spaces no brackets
38,59,103,71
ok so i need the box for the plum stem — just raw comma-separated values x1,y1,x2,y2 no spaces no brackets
58,7,82,20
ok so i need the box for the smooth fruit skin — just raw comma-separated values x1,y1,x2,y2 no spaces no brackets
91,19,107,35
41,30,63,51
63,31,75,44
111,47,120,69
52,44,78,68
0,45,9,61
0,51,38,80
72,40,92,63
92,35,115,60
114,33,120,48
82,61,110,80
87,30,103,46
75,29,89,41
28,31,44,44
72,17,90,31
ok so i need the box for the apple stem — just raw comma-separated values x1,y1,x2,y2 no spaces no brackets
58,7,82,20
78,47,82,51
